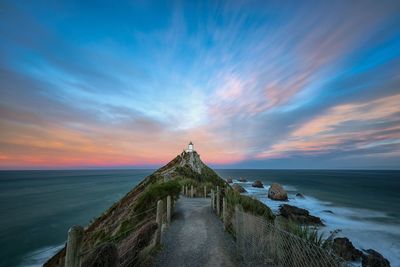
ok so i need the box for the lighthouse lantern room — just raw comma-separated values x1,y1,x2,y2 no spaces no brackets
186,141,194,152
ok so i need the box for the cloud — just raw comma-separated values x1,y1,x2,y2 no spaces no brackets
0,0,400,168
256,94,400,159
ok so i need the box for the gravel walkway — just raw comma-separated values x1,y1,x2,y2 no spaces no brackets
152,196,241,267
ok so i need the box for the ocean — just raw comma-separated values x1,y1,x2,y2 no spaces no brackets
216,170,400,267
0,170,154,267
0,169,399,267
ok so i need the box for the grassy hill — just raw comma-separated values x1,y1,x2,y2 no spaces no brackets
44,151,225,267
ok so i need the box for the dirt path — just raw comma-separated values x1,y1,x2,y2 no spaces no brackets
152,196,241,267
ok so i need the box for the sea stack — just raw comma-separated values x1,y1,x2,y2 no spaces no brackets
332,237,363,261
279,204,324,225
268,183,288,200
232,184,247,193
252,180,264,188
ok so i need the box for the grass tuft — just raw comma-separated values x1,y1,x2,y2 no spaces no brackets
225,188,275,222
134,180,181,214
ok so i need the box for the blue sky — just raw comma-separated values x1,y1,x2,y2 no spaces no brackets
0,0,400,169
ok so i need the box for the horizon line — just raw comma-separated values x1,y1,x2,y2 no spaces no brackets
1,167,399,171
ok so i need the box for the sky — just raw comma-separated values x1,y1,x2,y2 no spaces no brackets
0,0,400,170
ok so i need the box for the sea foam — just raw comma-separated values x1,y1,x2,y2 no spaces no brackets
19,244,63,267
235,180,400,266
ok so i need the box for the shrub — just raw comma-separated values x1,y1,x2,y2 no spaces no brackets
174,165,226,187
134,180,181,214
278,218,338,249
202,166,226,187
225,188,275,222
178,177,200,187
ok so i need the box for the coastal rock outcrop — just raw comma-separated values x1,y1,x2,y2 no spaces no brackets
252,180,264,188
232,184,247,193
238,177,247,182
226,178,233,183
279,204,324,225
268,183,288,200
332,237,362,261
362,249,390,267
296,193,305,198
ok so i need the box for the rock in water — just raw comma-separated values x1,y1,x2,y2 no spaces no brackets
252,180,264,188
333,237,362,261
362,249,390,267
232,184,247,193
268,183,288,200
238,177,247,182
296,193,305,198
226,178,233,183
279,204,324,225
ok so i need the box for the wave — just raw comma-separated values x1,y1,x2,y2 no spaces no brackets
19,244,63,267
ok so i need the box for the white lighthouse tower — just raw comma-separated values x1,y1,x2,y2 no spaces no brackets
186,141,194,152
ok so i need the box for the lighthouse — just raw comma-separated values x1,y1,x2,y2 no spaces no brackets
186,141,194,152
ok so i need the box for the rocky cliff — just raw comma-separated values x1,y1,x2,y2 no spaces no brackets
44,151,224,267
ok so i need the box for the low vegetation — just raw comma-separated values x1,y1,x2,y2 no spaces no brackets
276,216,338,249
225,188,275,222
174,165,225,187
134,180,181,214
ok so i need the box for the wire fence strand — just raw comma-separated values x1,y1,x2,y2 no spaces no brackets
234,210,348,267
87,206,157,237
79,206,157,257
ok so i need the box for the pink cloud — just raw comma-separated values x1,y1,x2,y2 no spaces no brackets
256,94,400,159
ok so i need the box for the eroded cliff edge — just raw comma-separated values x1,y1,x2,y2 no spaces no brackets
44,151,225,267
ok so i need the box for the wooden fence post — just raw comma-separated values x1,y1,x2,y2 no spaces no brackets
216,186,220,216
167,195,171,225
204,185,207,198
65,225,84,267
155,199,164,245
